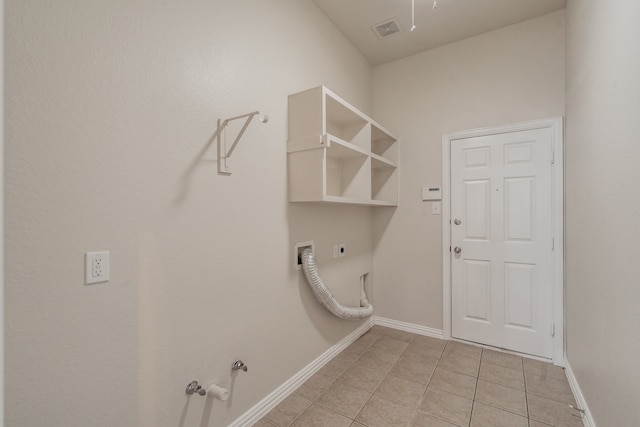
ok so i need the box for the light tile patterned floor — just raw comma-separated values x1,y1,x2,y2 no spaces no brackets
254,326,584,427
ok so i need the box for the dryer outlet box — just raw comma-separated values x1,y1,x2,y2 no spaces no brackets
294,241,315,270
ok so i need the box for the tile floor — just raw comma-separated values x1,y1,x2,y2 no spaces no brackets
254,326,584,427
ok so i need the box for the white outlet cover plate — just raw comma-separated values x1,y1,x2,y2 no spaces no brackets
85,251,110,284
432,202,441,215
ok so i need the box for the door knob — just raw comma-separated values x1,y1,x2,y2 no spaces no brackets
454,247,462,254
454,218,462,225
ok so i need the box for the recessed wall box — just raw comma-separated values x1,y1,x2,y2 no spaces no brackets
294,241,315,270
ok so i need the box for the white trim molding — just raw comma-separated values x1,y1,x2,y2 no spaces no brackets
565,360,597,427
442,117,565,365
229,318,374,427
374,316,444,339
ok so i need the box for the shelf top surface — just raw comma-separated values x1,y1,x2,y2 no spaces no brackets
370,153,397,168
290,85,397,140
325,134,369,158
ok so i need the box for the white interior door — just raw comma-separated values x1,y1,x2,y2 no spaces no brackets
450,128,554,358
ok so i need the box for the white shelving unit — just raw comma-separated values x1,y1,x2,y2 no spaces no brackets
287,86,398,206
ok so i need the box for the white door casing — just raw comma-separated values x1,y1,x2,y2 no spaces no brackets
442,118,564,364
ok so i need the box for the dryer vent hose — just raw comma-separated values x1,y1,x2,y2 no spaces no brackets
300,247,374,320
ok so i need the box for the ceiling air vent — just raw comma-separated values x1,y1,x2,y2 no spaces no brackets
372,18,402,40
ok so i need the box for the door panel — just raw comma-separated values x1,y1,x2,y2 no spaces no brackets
464,180,491,240
504,262,536,329
504,176,536,242
464,146,491,168
451,129,553,358
463,259,491,322
504,141,535,164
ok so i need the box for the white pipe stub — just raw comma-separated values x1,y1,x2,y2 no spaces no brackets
207,384,229,401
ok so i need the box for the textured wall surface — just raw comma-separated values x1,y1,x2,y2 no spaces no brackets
11,1,638,425
5,1,374,425
565,1,640,425
371,11,565,328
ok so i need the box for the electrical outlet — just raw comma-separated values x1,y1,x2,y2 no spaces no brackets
338,243,346,257
85,251,110,284
333,244,339,258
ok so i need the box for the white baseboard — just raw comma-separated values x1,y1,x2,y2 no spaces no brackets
565,360,596,427
374,316,444,340
229,317,374,427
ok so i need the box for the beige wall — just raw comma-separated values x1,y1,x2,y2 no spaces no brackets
5,1,374,425
371,11,566,328
9,2,639,426
565,1,640,425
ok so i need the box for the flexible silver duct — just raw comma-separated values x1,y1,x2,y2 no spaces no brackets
300,247,374,320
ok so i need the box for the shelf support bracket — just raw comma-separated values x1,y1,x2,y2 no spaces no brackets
217,110,269,175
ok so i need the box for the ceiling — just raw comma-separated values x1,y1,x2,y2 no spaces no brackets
312,0,566,65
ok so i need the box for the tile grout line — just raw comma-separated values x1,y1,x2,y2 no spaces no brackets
474,351,533,422
410,340,456,426
351,331,387,426
381,327,428,426
347,327,412,426
404,338,444,427
522,356,530,422
308,334,376,426
371,327,438,426
466,348,484,427
524,356,533,427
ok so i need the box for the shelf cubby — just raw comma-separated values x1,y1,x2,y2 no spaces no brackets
371,122,398,163
287,86,398,206
371,156,398,204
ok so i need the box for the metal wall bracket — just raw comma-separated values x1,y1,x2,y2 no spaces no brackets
216,110,269,175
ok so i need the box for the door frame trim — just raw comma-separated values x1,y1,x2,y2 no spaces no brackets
441,117,565,365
